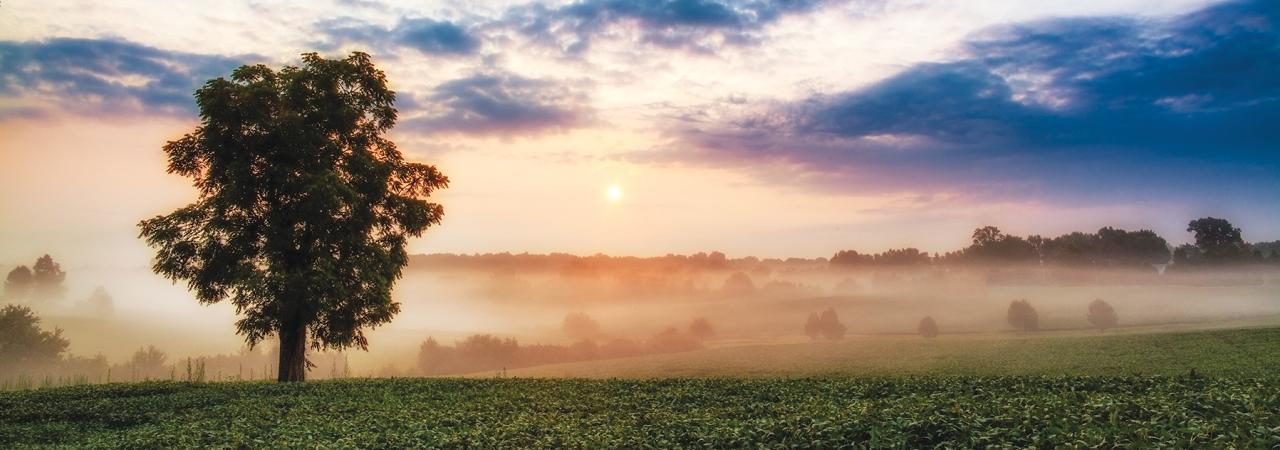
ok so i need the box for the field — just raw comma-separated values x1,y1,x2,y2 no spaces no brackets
2,326,1279,448
1,376,1278,448
495,324,1280,378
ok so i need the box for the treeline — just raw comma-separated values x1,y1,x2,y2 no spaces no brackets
417,315,714,375
409,217,1278,275
835,218,1280,270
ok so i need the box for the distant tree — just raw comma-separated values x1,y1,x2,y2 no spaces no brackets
1087,299,1118,331
830,250,873,267
561,312,601,340
688,317,715,340
1007,299,1039,332
804,308,846,340
965,227,1038,263
722,272,756,294
0,304,69,363
831,277,861,295
1187,217,1247,262
128,345,168,379
137,53,449,382
31,255,67,300
647,327,702,353
918,316,939,339
83,286,115,317
4,266,33,300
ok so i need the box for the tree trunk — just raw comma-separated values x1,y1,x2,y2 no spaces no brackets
278,323,307,382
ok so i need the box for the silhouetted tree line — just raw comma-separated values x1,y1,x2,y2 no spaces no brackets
417,316,714,375
831,218,1280,271
4,255,67,302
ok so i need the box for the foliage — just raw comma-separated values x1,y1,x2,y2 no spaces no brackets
721,272,755,294
2,375,1279,448
917,316,938,339
0,305,69,364
830,248,931,267
3,266,33,300
82,287,114,317
1186,217,1249,263
1006,299,1039,332
136,52,448,381
687,317,714,340
30,255,67,300
1087,299,1118,331
560,312,600,340
804,308,846,340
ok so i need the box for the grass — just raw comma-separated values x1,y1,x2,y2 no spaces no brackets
2,326,1279,448
495,326,1280,378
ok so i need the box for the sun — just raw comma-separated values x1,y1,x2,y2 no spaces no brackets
606,184,623,202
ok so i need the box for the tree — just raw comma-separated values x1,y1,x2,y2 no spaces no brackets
1007,299,1039,332
137,52,448,382
31,255,67,300
1087,299,1118,331
128,345,168,379
688,317,715,340
722,272,756,295
83,286,115,317
1187,217,1247,262
0,304,69,363
804,308,846,340
918,316,939,339
4,266,33,300
561,312,601,340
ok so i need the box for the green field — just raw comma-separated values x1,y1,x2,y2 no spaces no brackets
2,326,1279,448
497,325,1280,378
1,376,1278,448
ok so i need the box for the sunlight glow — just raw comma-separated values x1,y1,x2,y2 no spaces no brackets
606,184,623,202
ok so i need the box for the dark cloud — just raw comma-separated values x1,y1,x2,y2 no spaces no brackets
501,0,835,54
316,17,481,56
644,0,1280,202
0,38,247,118
400,71,592,136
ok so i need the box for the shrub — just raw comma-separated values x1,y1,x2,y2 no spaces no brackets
918,316,939,339
1007,300,1039,332
1087,299,1118,331
804,308,846,340
562,312,601,340
688,317,715,340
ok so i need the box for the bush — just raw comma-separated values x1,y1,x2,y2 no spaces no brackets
1007,300,1039,332
561,312,601,340
0,304,69,364
918,316,939,339
688,317,715,340
1087,299,1118,331
804,308,846,340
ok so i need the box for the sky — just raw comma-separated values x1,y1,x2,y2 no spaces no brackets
1,0,1278,272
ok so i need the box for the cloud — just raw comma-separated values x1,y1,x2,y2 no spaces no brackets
400,71,592,136
316,17,481,56
499,0,836,54
0,38,248,118
640,0,1280,202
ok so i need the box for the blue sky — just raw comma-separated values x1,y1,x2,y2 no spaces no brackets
0,0,1276,262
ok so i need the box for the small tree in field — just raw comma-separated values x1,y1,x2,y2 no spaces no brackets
804,308,846,340
1007,299,1039,332
918,316,939,339
31,255,67,300
0,304,69,363
562,312,601,340
1087,299,1118,331
688,317,715,340
4,266,33,300
138,52,448,382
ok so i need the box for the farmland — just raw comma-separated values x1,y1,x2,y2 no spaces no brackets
1,376,1277,448
2,326,1280,447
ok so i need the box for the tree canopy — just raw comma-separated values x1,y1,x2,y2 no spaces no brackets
0,304,69,363
138,52,448,381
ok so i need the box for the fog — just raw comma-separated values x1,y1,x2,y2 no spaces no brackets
4,251,1278,384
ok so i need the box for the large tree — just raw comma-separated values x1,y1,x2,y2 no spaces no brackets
138,52,448,382
31,255,67,300
1187,217,1246,262
0,304,69,364
4,266,33,300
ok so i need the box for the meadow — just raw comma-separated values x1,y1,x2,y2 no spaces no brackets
2,326,1279,448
